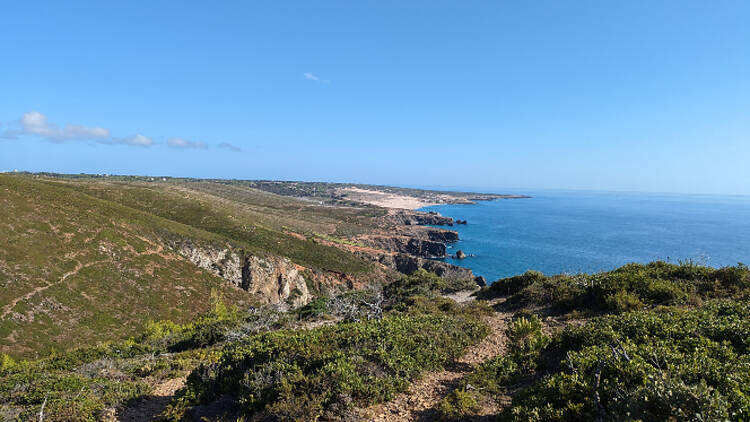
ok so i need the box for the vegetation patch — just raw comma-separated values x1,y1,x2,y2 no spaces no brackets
480,261,749,314
385,269,479,304
164,299,489,421
506,300,750,421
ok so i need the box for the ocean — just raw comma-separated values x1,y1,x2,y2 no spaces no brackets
420,190,750,282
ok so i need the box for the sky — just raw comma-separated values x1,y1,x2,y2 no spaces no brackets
1,1,749,195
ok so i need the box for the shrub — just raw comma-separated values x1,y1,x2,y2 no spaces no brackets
503,301,750,421
480,262,750,314
438,389,481,420
507,315,549,371
385,269,478,304
165,302,489,420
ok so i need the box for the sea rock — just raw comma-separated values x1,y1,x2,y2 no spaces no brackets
474,276,487,287
456,250,467,259
455,219,468,225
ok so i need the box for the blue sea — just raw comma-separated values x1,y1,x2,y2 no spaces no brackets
420,190,750,282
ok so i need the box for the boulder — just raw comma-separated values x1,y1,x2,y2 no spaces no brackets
456,250,467,259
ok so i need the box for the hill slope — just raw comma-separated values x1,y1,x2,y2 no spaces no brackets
0,175,253,357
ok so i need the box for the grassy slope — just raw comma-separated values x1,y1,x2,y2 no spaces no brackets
60,180,375,274
0,174,390,358
0,174,257,358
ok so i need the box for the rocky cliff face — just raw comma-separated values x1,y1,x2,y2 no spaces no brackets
169,240,312,307
386,210,454,226
357,235,447,258
352,249,474,282
424,228,459,243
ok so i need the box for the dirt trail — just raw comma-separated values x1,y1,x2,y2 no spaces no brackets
356,302,512,421
1,235,172,320
110,376,187,422
0,260,85,319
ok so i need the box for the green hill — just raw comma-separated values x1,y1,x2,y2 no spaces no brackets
0,174,382,358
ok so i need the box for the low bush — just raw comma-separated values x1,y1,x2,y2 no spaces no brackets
504,300,750,421
164,300,489,420
480,262,749,314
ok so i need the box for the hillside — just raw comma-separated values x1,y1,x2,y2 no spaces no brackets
0,174,488,358
1,262,747,421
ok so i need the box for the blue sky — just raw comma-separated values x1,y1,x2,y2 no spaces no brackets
2,1,749,194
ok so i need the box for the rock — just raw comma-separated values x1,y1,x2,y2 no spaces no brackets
352,250,474,282
455,219,468,225
425,229,459,243
358,235,447,258
455,250,467,259
474,276,487,287
168,239,312,307
388,210,454,226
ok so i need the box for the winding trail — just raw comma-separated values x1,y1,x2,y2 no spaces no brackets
356,299,512,421
0,260,85,319
114,376,187,422
1,235,170,320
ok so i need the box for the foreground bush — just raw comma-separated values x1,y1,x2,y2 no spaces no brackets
480,261,749,313
505,300,750,421
165,302,489,420
384,269,479,304
0,294,247,421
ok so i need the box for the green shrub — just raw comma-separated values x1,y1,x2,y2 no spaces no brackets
165,302,489,420
503,301,750,421
480,262,750,314
297,296,329,320
438,389,482,420
507,315,550,371
385,269,478,304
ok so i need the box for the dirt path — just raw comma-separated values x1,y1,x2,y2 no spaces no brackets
1,236,171,320
356,304,512,421
114,376,187,422
0,260,85,319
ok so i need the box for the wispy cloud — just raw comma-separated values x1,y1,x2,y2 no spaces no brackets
120,134,154,146
2,111,223,151
218,142,242,152
304,72,329,83
18,111,110,141
167,137,207,149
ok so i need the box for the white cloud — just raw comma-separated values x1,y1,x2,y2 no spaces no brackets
19,111,110,141
120,134,154,146
3,111,216,151
168,137,207,149
218,142,242,152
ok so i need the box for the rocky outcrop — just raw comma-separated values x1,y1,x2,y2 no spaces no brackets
357,235,447,258
387,210,454,226
243,256,312,307
474,276,487,287
456,250,467,259
169,240,312,307
352,249,474,282
424,228,459,243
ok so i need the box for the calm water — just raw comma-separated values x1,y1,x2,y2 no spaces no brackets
420,191,750,281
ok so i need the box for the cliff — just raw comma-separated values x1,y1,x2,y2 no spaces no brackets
169,239,312,307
